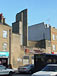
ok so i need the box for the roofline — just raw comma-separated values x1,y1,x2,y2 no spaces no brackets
28,22,44,27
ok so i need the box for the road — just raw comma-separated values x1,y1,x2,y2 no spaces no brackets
13,73,32,76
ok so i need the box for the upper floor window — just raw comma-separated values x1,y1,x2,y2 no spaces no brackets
3,30,7,38
53,34,55,40
53,45,56,51
3,43,7,51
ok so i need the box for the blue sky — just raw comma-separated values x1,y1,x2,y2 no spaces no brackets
0,0,57,27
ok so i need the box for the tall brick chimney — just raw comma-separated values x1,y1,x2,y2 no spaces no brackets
3,18,5,24
0,13,5,24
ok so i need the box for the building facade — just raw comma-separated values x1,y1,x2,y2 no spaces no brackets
28,22,57,54
11,33,24,68
50,27,57,54
0,14,11,66
28,22,51,41
10,10,57,68
1,9,57,69
11,9,33,68
12,9,28,46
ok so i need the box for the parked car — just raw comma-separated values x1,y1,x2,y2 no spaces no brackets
18,64,34,73
32,64,57,76
0,65,15,76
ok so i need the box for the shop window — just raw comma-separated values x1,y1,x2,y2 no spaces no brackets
3,43,7,51
53,34,55,40
53,45,56,51
31,56,34,64
23,56,29,65
23,56,29,59
3,30,7,38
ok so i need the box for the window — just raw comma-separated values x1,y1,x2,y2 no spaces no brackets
53,45,56,50
23,56,29,65
3,30,7,38
53,34,55,40
3,43,7,51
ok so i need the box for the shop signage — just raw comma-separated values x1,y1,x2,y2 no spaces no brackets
0,52,9,57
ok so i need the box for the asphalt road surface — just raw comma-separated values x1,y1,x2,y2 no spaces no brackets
13,73,32,76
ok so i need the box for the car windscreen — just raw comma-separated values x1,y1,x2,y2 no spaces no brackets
24,65,30,67
24,64,33,67
42,66,57,72
0,65,6,69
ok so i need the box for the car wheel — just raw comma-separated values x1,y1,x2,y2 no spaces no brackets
9,72,13,76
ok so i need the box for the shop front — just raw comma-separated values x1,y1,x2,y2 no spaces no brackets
23,56,29,65
0,51,9,66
